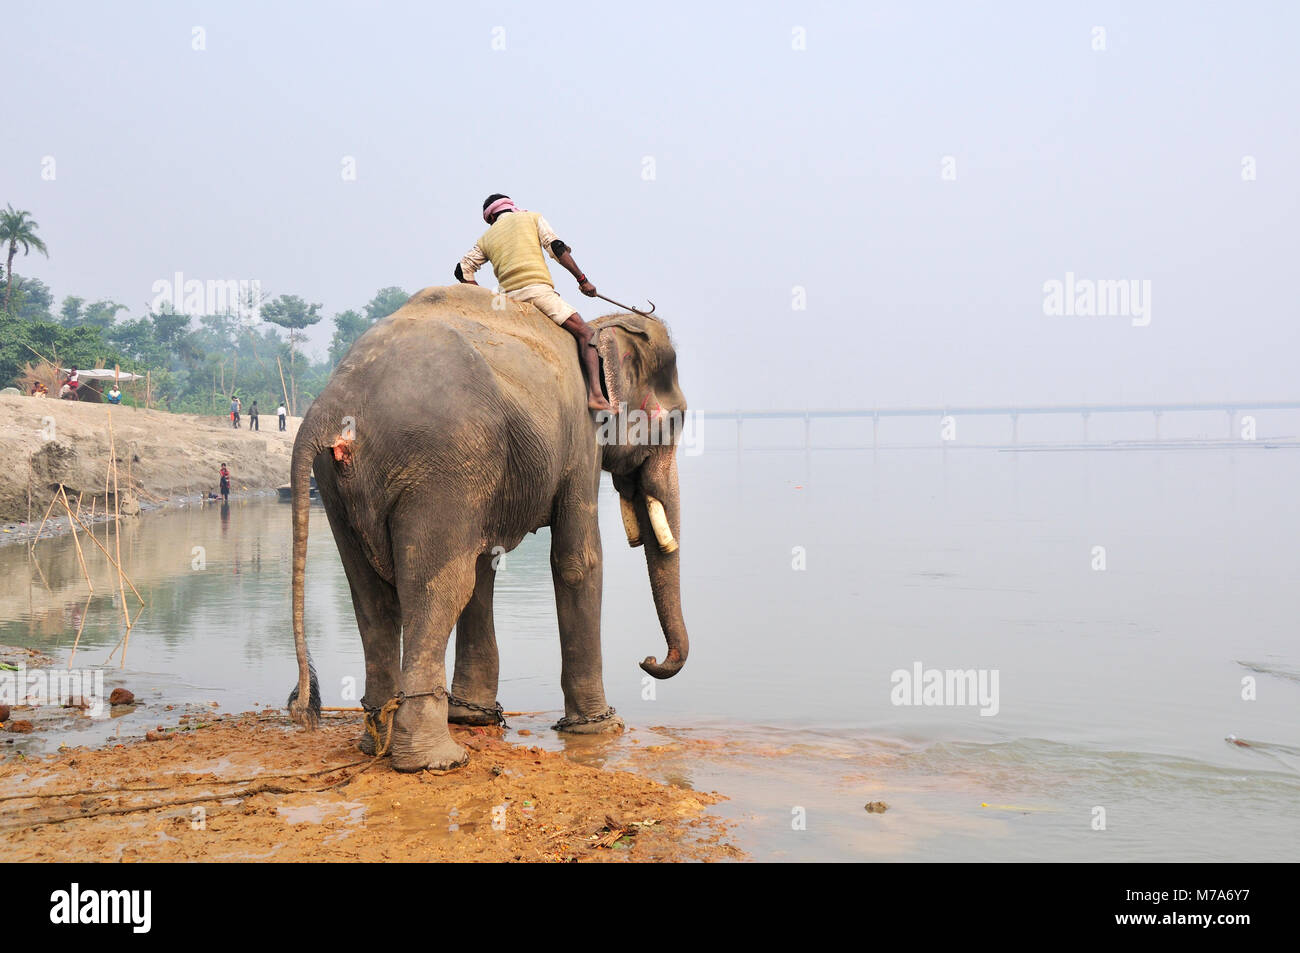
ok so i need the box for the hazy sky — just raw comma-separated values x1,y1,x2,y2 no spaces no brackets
6,1,1297,411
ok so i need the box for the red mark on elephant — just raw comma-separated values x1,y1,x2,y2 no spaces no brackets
332,436,354,465
639,394,666,420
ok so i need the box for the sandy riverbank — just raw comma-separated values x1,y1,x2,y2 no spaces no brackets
0,394,300,528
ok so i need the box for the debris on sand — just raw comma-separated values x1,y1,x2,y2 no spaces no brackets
864,801,889,814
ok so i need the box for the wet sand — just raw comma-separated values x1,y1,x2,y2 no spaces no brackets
0,711,738,862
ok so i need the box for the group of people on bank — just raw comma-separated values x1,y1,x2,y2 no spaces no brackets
228,395,288,431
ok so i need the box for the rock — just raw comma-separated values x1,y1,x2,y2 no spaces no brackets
0,387,19,396
63,696,91,709
145,730,171,741
0,704,9,721
109,688,135,706
9,720,34,733
864,801,889,814
118,493,141,517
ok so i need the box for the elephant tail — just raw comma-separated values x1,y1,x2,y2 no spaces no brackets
286,431,321,728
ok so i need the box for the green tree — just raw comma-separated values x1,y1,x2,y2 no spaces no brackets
83,299,127,328
363,286,409,323
151,311,200,364
327,309,367,366
8,275,54,322
0,314,124,389
0,205,49,314
260,294,322,413
59,295,85,326
107,317,168,367
327,287,408,368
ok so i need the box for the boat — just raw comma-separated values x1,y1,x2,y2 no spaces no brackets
277,476,319,503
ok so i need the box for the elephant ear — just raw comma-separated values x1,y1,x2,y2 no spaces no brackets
598,315,653,338
596,322,649,414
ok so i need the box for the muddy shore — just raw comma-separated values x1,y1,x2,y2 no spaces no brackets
0,711,738,862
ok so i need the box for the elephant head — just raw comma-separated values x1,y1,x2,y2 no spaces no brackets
592,313,689,679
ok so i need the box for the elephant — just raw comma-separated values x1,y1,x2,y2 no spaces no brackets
285,283,689,772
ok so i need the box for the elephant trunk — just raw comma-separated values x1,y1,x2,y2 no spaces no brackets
638,449,688,679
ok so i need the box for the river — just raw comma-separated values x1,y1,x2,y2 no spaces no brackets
2,444,1297,860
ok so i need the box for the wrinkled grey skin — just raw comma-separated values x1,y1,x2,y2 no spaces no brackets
286,284,689,772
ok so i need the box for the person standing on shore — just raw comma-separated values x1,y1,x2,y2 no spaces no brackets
229,396,239,428
277,402,287,431
219,463,231,502
249,400,259,431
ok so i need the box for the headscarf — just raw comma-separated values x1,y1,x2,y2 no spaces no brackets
483,197,521,223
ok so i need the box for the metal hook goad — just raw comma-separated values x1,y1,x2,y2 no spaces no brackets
595,292,656,318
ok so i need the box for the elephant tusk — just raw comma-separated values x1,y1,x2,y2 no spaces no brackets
644,496,677,553
620,496,643,548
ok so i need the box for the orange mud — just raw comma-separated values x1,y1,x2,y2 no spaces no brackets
0,712,740,862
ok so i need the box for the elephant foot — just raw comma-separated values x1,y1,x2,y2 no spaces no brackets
389,730,469,773
356,731,378,756
554,709,625,735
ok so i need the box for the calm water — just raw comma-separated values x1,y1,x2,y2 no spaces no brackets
3,445,1298,861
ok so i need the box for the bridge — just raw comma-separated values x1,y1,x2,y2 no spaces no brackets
707,400,1300,450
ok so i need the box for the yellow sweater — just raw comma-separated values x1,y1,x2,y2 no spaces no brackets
479,211,552,292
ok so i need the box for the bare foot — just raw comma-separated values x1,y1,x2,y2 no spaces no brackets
588,394,612,411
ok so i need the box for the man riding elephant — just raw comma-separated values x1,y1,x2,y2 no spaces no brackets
286,281,689,772
455,194,611,412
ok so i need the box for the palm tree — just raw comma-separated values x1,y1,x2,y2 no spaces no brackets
0,205,49,314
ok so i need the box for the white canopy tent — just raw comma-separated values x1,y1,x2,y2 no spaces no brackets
59,368,144,381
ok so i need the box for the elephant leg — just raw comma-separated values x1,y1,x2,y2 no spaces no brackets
389,539,478,772
449,553,503,726
550,494,624,734
320,495,400,756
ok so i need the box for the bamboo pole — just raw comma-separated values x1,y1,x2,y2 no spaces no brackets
64,508,144,605
29,493,60,551
276,355,290,417
102,426,110,520
108,409,133,663
105,600,147,665
29,553,52,593
68,593,93,665
59,487,92,593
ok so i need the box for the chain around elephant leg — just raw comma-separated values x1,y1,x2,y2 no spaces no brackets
446,693,508,728
552,705,621,732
